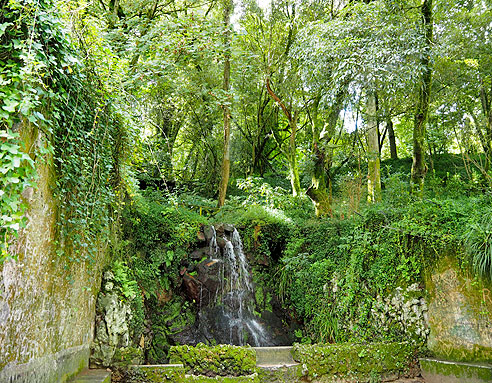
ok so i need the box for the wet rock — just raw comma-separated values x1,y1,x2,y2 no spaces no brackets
214,224,225,236
197,230,205,242
182,273,201,303
216,237,226,249
223,224,235,234
190,247,209,260
203,225,215,241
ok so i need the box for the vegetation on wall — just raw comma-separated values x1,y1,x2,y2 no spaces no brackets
0,0,127,263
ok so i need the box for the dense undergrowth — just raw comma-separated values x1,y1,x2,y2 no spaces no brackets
101,153,492,364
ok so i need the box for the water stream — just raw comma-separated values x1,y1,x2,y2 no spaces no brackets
206,226,269,346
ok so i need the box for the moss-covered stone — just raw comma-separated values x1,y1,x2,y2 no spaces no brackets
168,344,256,377
113,347,144,367
128,364,186,382
0,125,107,382
292,342,417,381
425,255,492,363
184,373,260,382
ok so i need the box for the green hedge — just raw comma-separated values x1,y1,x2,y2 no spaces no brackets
168,344,256,377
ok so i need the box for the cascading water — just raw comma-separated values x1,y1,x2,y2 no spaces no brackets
203,226,270,346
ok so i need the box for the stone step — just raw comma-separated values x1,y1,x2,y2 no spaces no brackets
253,346,295,366
420,358,492,383
70,369,111,383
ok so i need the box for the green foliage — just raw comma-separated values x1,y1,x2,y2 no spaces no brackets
0,0,126,263
169,344,256,377
276,191,488,343
122,194,207,296
0,130,36,258
463,208,492,280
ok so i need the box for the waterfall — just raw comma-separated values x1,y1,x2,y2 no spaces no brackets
217,227,269,346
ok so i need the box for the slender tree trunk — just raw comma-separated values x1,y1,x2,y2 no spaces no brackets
306,93,343,216
479,80,492,172
367,92,381,203
217,0,233,207
387,118,398,159
411,0,433,195
266,79,300,197
288,112,301,197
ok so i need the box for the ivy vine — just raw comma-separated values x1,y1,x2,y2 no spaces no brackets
1,0,125,263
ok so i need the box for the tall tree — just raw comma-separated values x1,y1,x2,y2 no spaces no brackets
411,0,433,194
387,118,398,159
366,91,381,203
305,91,345,216
217,0,233,207
266,79,301,196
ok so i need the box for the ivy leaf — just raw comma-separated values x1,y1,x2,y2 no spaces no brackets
1,144,19,154
2,98,19,113
0,22,12,38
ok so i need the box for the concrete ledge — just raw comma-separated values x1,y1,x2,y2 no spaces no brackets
0,345,89,383
71,369,111,383
420,358,492,383
253,346,295,366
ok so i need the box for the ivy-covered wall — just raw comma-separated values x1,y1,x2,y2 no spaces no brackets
0,0,125,381
0,125,108,382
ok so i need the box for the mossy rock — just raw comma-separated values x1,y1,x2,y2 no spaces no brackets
184,374,260,382
168,344,256,377
113,346,145,367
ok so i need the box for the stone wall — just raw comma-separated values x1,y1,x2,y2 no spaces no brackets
426,255,492,362
0,126,107,382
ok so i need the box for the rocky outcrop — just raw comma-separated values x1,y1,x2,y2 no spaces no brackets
91,271,143,367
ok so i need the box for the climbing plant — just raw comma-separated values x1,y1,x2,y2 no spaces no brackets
0,0,125,263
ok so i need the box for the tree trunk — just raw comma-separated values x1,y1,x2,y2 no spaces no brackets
266,79,300,197
411,0,433,195
287,112,301,197
479,80,492,172
387,118,398,159
366,92,381,203
306,93,343,216
217,0,233,207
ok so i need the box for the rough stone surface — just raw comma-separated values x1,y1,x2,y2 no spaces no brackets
425,256,492,362
371,283,430,342
91,271,143,367
71,368,112,383
0,127,107,382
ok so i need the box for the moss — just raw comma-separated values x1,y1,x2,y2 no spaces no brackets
292,342,417,381
185,374,260,382
113,347,144,367
128,364,186,382
168,344,256,377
